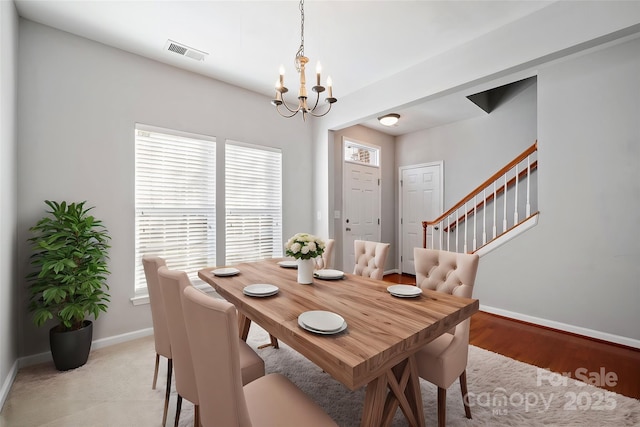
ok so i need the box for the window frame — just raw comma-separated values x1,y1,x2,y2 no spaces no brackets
225,139,283,265
133,124,217,303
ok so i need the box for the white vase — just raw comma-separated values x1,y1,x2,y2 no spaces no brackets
297,258,315,284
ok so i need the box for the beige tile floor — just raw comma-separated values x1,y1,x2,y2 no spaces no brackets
0,336,194,427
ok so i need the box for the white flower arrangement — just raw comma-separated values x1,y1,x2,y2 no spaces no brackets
285,233,325,260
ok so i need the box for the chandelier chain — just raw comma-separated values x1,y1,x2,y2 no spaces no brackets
295,0,305,72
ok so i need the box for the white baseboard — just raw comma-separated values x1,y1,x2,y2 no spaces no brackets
0,359,18,412
92,327,154,350
480,304,640,349
18,327,154,369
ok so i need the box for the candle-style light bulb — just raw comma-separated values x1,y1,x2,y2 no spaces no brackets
279,65,285,86
326,76,333,98
272,80,283,105
316,62,322,86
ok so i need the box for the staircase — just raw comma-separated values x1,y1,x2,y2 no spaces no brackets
422,141,538,256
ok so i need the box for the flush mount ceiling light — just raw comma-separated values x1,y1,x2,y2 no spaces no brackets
378,113,400,126
271,0,337,120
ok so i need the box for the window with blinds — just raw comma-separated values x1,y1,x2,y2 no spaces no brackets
225,141,283,264
134,125,216,293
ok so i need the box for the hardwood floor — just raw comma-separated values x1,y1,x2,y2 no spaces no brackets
383,273,640,400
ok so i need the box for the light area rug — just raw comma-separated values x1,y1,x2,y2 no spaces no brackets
245,325,639,427
2,325,638,427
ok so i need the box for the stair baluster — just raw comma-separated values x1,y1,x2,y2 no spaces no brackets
482,189,487,246
502,174,508,233
514,164,519,224
526,157,531,217
422,141,539,255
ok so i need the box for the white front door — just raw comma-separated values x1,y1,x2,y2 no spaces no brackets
400,163,442,275
343,162,381,274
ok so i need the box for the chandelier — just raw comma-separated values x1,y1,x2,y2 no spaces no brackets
271,0,337,120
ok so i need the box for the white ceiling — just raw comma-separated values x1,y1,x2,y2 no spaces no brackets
13,0,553,135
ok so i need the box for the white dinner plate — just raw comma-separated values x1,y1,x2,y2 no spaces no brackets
277,260,298,269
314,269,345,280
387,285,422,298
298,317,347,335
243,284,279,297
298,310,345,332
212,267,240,277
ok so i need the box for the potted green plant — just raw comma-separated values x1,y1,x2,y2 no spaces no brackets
26,200,111,371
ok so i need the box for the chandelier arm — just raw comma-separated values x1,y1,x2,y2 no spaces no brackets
278,97,303,114
308,103,333,118
309,91,321,112
275,104,301,118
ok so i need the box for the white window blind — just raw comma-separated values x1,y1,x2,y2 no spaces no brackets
135,125,216,293
225,141,282,264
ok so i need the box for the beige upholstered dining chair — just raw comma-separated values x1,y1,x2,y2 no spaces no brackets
141,255,172,427
413,247,480,427
353,240,390,280
316,238,335,269
180,285,338,427
158,267,265,427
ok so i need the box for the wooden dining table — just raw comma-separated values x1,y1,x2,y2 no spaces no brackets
198,259,479,427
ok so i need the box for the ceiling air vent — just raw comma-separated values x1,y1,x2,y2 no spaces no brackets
164,40,208,62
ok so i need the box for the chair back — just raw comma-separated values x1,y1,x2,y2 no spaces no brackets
142,255,171,358
413,248,479,299
353,240,390,280
316,238,335,269
414,248,479,336
157,267,199,405
181,285,252,427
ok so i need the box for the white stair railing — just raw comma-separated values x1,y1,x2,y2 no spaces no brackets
423,141,538,254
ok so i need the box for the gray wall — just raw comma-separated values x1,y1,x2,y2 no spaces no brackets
0,0,19,404
396,81,537,207
331,126,396,272
396,38,640,344
478,36,640,342
16,20,315,358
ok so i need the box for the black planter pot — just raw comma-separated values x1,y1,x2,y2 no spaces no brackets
49,320,93,371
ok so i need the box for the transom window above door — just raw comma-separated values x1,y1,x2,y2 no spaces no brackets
344,140,379,166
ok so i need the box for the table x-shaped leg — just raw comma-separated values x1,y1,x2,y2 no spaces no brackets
360,354,425,427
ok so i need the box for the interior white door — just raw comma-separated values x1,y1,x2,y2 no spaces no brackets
343,162,380,273
400,163,442,275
